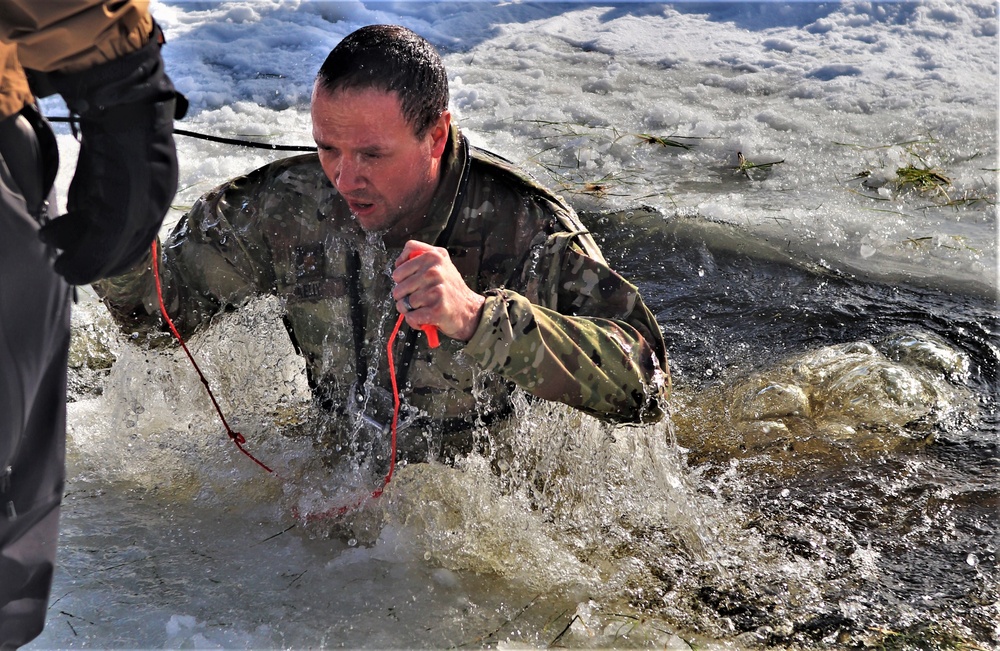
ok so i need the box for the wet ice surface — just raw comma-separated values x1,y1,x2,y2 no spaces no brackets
48,481,572,649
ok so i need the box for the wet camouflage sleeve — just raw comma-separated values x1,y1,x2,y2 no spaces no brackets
464,234,669,424
93,168,278,343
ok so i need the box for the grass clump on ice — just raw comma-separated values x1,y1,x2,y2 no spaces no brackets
839,137,995,208
734,151,785,180
516,119,700,199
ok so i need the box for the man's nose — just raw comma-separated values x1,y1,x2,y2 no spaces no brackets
334,156,365,193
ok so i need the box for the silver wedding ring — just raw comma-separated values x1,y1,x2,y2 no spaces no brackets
402,295,414,312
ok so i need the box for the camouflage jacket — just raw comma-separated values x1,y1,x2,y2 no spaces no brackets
97,125,669,455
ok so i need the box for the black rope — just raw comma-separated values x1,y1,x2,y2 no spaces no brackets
46,115,317,152
173,127,316,152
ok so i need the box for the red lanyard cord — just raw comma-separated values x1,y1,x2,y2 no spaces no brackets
295,312,407,523
151,239,274,474
148,240,434,520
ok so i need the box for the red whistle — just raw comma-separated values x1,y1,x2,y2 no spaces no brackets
407,251,440,348
420,320,440,348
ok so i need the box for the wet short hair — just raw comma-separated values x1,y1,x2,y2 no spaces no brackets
316,25,449,137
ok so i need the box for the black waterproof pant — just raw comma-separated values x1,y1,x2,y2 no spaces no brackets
0,109,70,649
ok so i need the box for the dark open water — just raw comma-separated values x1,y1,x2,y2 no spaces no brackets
588,207,998,648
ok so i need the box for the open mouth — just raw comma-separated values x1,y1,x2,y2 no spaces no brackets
346,199,376,216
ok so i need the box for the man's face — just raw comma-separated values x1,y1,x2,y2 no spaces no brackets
311,85,450,239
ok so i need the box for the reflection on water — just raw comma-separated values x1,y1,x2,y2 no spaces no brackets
43,210,998,650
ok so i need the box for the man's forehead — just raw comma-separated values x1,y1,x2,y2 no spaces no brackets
311,86,412,143
312,84,402,110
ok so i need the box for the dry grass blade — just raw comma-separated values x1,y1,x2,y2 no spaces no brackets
833,136,939,151
564,177,633,198
635,133,693,150
935,192,997,208
737,152,785,170
736,151,785,179
895,164,952,197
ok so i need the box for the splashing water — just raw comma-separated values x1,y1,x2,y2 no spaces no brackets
36,2,998,647
54,219,998,648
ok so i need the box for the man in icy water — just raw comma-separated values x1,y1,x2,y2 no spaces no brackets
95,25,669,466
0,1,183,646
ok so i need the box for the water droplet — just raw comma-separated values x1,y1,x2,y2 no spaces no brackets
348,538,357,547
966,553,978,567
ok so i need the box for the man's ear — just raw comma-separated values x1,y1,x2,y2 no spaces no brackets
428,110,451,158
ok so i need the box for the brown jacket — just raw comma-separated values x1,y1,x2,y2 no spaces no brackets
0,0,152,119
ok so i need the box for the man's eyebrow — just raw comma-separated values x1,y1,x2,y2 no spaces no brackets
359,143,390,155
310,137,390,153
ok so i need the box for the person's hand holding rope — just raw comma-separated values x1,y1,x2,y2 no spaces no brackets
392,241,485,344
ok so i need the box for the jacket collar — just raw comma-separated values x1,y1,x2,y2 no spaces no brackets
402,123,467,248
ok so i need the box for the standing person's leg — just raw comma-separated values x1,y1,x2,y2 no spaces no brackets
0,108,71,649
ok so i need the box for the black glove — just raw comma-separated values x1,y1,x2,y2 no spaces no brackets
37,26,186,285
